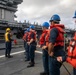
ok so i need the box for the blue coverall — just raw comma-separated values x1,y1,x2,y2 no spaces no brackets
49,28,65,75
29,32,36,64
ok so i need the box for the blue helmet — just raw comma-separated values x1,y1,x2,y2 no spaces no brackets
30,25,35,29
49,14,61,22
73,11,76,18
42,22,49,28
27,28,30,32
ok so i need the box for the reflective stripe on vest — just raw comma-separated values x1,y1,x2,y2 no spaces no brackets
67,39,76,58
66,32,76,68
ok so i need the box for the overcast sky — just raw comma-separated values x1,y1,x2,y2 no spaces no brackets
15,0,76,29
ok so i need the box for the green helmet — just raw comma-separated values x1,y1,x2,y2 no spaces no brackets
64,34,67,37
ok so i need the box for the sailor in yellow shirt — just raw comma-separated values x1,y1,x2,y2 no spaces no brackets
5,28,13,58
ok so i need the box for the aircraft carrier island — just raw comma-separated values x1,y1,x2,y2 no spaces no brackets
0,0,75,40
0,0,42,40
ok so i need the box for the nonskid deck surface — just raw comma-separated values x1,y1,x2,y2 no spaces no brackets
0,44,73,75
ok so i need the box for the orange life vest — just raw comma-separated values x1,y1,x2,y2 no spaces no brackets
39,24,65,47
28,30,36,42
46,24,64,46
39,30,48,45
66,32,76,68
23,32,28,41
45,29,50,46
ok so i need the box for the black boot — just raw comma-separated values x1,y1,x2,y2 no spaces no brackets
8,55,13,58
27,62,34,68
5,52,8,57
29,61,35,64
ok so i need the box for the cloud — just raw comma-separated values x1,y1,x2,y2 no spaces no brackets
15,0,76,28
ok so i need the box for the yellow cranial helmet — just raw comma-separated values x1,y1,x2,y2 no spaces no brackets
6,28,11,32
